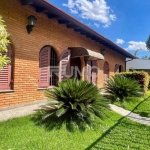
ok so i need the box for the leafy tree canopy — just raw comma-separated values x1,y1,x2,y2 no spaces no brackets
142,55,150,59
146,35,150,51
133,49,140,57
0,16,10,71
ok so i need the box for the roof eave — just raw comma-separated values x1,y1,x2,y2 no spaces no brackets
20,0,136,59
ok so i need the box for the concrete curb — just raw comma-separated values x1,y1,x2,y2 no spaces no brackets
110,104,150,126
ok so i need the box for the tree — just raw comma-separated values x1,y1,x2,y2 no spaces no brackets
146,35,150,51
142,55,150,59
133,49,140,56
0,16,10,71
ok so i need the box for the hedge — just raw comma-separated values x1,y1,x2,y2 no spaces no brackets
116,71,149,94
148,76,150,89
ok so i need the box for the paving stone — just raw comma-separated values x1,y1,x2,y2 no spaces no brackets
0,100,47,122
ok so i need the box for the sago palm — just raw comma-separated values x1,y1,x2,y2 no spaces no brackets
105,75,142,101
40,78,109,130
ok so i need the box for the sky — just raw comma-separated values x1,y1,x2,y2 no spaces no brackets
48,0,150,58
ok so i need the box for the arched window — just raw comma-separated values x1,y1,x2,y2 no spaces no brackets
38,46,58,88
114,64,119,73
0,44,14,90
103,61,109,84
114,64,123,73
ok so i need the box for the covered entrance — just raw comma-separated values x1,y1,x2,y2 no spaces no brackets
70,57,81,80
59,47,104,84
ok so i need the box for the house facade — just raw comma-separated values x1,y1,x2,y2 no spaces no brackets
0,0,135,108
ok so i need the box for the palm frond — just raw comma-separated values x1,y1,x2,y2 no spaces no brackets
40,78,109,130
105,75,142,101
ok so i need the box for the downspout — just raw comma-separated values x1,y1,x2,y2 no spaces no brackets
125,58,133,71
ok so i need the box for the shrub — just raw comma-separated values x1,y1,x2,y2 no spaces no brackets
105,75,142,102
116,71,149,94
0,16,10,71
148,76,150,89
40,78,109,131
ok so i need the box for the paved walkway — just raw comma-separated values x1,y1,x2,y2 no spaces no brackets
0,101,150,126
110,104,150,126
0,100,47,122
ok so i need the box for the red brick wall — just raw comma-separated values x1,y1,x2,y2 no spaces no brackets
0,0,125,108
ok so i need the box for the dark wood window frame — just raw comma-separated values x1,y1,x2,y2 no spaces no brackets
38,46,58,88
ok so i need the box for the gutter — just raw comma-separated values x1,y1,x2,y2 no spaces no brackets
20,0,136,59
125,58,134,71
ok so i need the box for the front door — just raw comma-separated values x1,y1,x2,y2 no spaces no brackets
70,57,81,79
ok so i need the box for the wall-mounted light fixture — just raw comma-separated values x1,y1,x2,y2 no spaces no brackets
101,49,106,55
26,15,37,34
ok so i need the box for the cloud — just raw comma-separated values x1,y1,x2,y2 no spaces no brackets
94,23,100,28
116,39,125,44
125,41,147,51
86,22,92,27
63,0,116,28
70,9,78,14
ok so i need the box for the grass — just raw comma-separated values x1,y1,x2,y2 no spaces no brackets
113,90,150,117
0,110,150,150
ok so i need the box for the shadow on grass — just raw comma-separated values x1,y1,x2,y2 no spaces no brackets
31,111,100,133
85,96,150,149
130,96,150,113
31,112,83,132
31,112,64,130
85,114,126,150
139,112,149,117
85,113,150,149
31,96,150,149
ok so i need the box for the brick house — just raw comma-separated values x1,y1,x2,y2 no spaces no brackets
0,0,135,108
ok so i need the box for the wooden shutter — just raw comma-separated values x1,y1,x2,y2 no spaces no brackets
103,62,109,85
0,66,11,90
91,60,97,85
114,64,119,73
38,46,51,88
85,61,91,82
59,50,71,81
0,44,12,90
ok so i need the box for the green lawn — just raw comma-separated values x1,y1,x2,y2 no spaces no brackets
114,90,150,117
0,111,150,150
